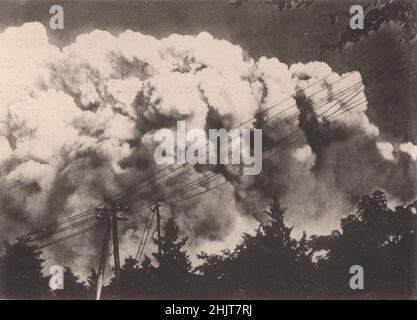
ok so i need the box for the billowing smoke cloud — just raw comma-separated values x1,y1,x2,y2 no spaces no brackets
0,23,416,276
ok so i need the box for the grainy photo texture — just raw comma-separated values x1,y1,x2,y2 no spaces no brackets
0,0,416,300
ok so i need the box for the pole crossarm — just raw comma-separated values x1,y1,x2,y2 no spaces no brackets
94,201,129,300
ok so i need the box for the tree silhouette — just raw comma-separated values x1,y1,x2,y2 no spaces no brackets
85,268,98,299
137,255,159,298
106,255,159,299
105,256,140,299
197,199,316,299
0,238,47,299
119,256,140,298
86,268,98,291
152,217,192,298
49,267,87,299
229,0,314,10
322,0,417,51
196,249,235,298
1,191,416,299
230,0,416,49
311,190,417,298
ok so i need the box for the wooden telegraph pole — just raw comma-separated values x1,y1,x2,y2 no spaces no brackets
95,201,128,300
154,203,162,258
95,214,112,300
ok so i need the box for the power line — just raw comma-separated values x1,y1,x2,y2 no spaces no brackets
138,67,417,210
38,223,100,249
124,77,372,214
24,208,96,238
134,207,153,260
136,208,156,263
75,36,414,207
34,66,417,249
28,66,407,247
25,216,97,243
22,38,416,241
106,42,408,211
117,77,368,215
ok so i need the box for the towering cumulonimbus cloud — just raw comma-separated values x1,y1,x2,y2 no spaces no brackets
0,22,416,275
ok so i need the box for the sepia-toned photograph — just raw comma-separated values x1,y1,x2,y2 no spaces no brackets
0,0,416,302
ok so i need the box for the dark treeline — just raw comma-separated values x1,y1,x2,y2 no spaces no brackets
0,190,416,299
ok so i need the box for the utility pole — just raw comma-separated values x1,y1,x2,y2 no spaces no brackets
95,201,128,300
95,215,112,301
155,203,162,258
111,202,128,280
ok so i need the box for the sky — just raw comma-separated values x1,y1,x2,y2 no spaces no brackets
1,0,415,139
0,0,416,275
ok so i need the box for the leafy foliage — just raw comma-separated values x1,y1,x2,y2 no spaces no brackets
0,238,47,299
229,0,314,10
310,191,417,298
1,191,416,299
231,0,417,50
50,267,87,299
322,0,417,51
152,217,193,298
